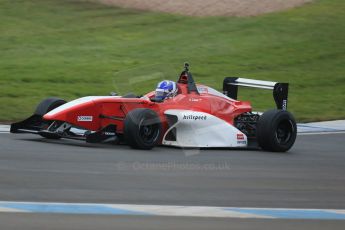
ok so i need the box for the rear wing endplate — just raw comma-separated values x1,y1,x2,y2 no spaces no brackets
223,77,289,110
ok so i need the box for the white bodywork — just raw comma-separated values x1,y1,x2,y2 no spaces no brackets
46,96,120,116
162,109,248,148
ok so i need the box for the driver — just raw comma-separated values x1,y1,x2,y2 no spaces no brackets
155,80,178,101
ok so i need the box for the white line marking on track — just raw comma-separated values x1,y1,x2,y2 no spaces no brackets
0,125,10,133
0,201,345,220
2,124,345,136
298,131,345,135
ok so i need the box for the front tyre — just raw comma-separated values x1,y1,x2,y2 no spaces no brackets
34,97,66,116
35,97,66,139
124,108,162,150
256,109,297,152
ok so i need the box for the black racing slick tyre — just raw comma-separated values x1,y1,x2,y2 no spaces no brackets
124,108,162,150
34,97,66,116
256,109,297,152
34,97,66,139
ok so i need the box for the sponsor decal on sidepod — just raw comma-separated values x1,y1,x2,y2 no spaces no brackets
183,115,207,121
237,133,244,140
237,133,247,145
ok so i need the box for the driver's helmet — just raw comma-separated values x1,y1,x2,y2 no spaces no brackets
155,80,178,101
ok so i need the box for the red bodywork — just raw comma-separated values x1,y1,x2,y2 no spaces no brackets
43,83,252,135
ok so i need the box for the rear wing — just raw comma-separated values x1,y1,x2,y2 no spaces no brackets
223,77,289,110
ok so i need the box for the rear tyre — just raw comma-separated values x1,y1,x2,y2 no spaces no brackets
124,108,161,150
34,97,66,139
256,109,297,152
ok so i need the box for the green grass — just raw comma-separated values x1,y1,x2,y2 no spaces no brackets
0,0,344,122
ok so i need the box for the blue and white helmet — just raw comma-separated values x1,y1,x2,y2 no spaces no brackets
155,80,178,100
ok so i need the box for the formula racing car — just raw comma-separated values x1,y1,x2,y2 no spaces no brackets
11,63,297,152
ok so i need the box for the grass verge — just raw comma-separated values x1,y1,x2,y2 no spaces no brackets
0,0,344,122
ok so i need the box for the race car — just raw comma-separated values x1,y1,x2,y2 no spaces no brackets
11,63,297,152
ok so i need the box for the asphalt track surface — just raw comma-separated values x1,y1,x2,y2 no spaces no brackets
0,132,344,229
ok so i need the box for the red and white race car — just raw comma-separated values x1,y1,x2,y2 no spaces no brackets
11,64,297,152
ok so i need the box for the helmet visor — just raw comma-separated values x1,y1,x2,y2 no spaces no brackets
155,89,167,100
